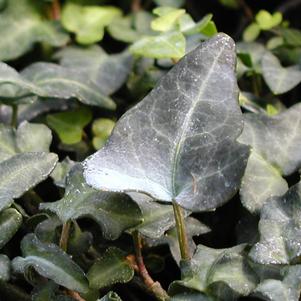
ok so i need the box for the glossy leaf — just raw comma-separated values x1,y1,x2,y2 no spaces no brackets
12,234,89,293
41,164,142,240
62,2,121,44
84,34,249,212
0,208,22,249
87,247,134,289
261,52,301,94
47,107,92,145
55,45,133,95
249,182,301,265
239,104,301,212
0,254,10,281
0,0,68,61
130,31,186,59
0,152,58,211
170,244,257,299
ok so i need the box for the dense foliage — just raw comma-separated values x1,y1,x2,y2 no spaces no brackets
0,0,301,300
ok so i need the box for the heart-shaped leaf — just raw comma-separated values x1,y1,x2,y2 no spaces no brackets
0,254,10,281
61,2,121,44
0,0,69,61
261,52,301,94
238,103,301,212
55,45,133,95
0,208,22,249
87,247,134,290
41,164,142,240
84,34,249,212
12,233,89,293
169,244,258,300
47,107,92,145
249,181,301,265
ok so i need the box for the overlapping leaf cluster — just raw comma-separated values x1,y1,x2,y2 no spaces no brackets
0,0,301,300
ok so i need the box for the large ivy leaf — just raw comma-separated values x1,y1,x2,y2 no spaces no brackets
169,244,258,300
0,208,22,249
84,34,249,212
12,234,89,293
55,45,133,95
0,0,69,61
61,2,121,44
253,265,301,301
238,104,301,212
249,181,301,265
21,63,116,109
87,247,134,290
0,152,58,211
261,52,301,94
41,164,142,240
0,254,10,281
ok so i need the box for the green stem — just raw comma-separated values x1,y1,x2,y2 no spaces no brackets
11,105,18,128
59,220,71,252
172,201,190,261
132,231,170,301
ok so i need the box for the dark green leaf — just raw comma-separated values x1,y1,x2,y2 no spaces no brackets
239,104,301,212
0,152,58,211
12,234,89,293
0,208,22,249
87,247,134,289
41,164,142,240
84,34,249,212
249,182,301,265
0,254,10,281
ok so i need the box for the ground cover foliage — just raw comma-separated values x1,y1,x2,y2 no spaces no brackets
0,0,301,300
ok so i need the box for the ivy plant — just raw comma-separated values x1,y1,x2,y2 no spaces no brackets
0,1,301,301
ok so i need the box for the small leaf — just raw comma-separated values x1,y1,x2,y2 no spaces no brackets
84,34,249,212
255,10,282,30
151,7,185,32
21,62,116,109
0,0,69,61
62,2,121,44
0,254,10,281
239,104,301,212
87,247,134,289
249,182,301,265
261,51,301,94
41,164,142,240
12,233,89,293
92,118,115,150
55,45,133,95
253,265,301,301
47,107,92,145
50,157,76,188
243,23,261,42
0,208,22,249
99,291,122,301
130,31,185,59
169,244,257,299
0,152,58,211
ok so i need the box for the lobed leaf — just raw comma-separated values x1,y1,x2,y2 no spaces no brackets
84,33,249,212
12,233,89,293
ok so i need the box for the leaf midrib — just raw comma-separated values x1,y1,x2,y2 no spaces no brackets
171,45,226,198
